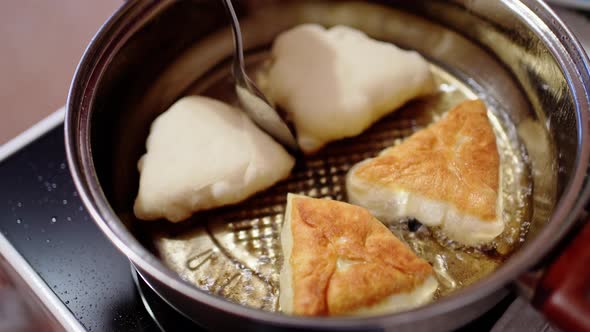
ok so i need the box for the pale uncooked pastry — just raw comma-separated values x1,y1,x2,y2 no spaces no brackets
134,96,295,222
261,24,436,153
280,193,437,316
347,100,503,246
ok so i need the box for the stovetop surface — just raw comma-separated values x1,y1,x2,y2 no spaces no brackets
0,126,160,331
0,124,543,332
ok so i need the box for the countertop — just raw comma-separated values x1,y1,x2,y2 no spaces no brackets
0,0,120,145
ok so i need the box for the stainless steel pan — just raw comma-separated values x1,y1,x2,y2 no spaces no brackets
65,1,590,331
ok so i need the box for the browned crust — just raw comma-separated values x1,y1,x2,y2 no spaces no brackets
289,196,434,316
353,99,499,220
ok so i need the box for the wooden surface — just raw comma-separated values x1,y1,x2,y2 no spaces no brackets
0,0,121,144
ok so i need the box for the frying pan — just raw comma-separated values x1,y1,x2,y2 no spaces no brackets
65,0,590,331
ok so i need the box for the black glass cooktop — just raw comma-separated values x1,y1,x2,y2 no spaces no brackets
0,125,545,332
0,125,161,331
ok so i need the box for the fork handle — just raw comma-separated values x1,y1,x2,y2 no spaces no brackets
221,0,247,84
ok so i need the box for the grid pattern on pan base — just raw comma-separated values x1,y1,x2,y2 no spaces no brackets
142,64,532,313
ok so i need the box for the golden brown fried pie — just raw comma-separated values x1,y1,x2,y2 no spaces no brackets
280,194,437,316
347,99,503,245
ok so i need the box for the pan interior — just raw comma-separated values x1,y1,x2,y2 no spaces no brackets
137,55,533,311
98,0,561,316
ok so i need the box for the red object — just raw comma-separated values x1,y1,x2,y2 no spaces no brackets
535,221,590,332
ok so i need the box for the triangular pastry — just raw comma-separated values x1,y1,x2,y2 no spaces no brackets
261,24,435,154
280,194,437,316
134,96,295,222
346,100,502,246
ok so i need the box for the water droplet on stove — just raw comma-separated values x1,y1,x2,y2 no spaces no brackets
25,236,31,241
51,183,57,189
46,239,51,243
37,175,43,181
78,206,84,211
51,217,57,223
60,163,66,170
62,199,68,205
16,202,22,208
66,217,72,222
16,218,22,224
65,300,70,304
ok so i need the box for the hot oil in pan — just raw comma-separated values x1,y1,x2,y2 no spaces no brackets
387,67,533,298
143,55,532,311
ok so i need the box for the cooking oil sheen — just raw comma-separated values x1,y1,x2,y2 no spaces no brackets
145,62,532,312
